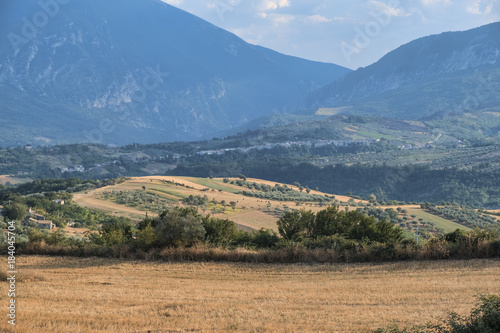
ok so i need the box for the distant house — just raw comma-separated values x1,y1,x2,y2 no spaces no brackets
53,199,65,205
37,220,55,230
34,214,45,221
24,218,55,230
24,144,33,151
61,165,85,173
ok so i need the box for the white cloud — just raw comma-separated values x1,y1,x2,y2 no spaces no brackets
161,0,184,6
261,0,291,11
369,0,410,17
305,14,332,23
420,0,452,6
467,0,495,15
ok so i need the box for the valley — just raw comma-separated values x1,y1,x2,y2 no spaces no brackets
1,2,500,332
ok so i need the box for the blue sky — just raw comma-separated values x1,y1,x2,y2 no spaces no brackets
161,0,499,69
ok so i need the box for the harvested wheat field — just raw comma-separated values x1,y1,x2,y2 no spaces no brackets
1,256,499,333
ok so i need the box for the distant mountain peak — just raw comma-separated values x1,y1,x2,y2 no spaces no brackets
0,0,351,146
302,22,500,120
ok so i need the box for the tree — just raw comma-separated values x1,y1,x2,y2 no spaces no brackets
154,207,205,247
310,206,347,238
46,229,67,245
277,209,314,241
371,220,404,244
135,224,157,250
251,228,279,248
346,211,378,241
2,203,28,221
101,217,134,246
202,216,238,245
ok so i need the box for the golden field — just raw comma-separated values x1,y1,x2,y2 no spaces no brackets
0,256,499,332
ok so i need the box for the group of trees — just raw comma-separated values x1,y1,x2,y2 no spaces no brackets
2,202,499,264
421,203,499,229
87,206,279,250
0,191,115,228
276,206,405,245
11,205,406,252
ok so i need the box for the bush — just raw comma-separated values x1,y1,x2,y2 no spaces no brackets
432,295,500,332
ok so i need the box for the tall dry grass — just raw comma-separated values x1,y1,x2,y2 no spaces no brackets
16,237,500,264
0,256,498,332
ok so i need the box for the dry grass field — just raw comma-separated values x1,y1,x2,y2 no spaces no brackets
0,175,32,185
0,256,499,332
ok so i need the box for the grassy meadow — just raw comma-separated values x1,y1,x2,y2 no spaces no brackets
0,256,499,332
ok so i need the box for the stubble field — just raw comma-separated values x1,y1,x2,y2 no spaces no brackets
1,256,499,332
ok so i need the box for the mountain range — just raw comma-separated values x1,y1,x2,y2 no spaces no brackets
302,22,500,120
0,0,349,146
1,0,499,147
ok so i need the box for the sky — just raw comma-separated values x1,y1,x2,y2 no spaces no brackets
161,0,500,69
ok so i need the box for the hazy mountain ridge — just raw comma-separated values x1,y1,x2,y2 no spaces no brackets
0,0,350,146
304,22,500,119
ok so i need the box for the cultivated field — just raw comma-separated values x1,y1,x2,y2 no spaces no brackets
73,176,354,229
73,176,469,235
0,256,499,332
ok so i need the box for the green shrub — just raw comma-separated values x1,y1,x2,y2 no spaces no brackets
432,295,500,333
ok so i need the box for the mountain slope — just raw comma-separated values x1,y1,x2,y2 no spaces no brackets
0,0,350,146
303,22,500,119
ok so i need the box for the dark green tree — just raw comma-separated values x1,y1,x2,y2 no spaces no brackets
101,217,134,246
310,206,348,238
154,207,205,247
202,216,239,245
277,209,314,241
2,203,28,221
